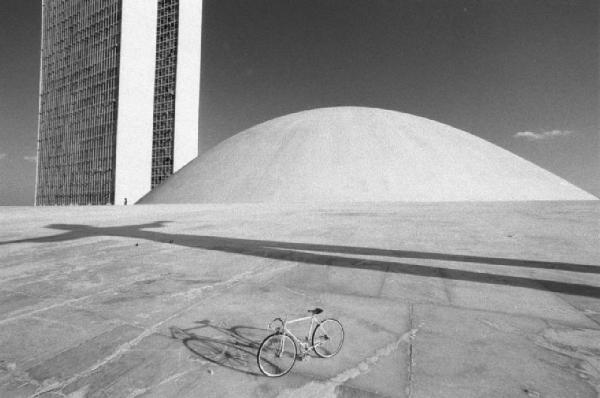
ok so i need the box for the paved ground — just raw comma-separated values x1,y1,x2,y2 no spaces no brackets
0,201,598,397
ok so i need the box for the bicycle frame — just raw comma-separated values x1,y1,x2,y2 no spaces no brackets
269,314,321,353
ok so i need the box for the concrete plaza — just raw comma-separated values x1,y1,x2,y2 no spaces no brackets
0,201,598,397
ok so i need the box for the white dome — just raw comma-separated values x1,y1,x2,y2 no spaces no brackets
139,107,596,203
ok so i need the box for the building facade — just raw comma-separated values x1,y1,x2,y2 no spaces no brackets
35,0,202,205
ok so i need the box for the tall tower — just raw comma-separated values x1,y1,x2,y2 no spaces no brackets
35,0,202,205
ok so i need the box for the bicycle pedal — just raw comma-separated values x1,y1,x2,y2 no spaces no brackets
298,355,311,362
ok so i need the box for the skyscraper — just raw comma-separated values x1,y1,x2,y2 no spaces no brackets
35,0,202,205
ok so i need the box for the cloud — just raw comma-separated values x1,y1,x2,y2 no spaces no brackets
23,155,37,162
514,130,574,141
0,153,6,160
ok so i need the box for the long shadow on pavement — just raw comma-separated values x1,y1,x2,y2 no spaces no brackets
2,221,600,299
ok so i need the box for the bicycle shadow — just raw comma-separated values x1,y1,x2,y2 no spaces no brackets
169,320,268,376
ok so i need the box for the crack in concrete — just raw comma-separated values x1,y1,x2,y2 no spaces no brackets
436,268,454,305
30,263,295,397
375,266,389,298
533,328,600,395
0,276,161,326
125,387,149,398
406,304,415,398
0,359,41,393
435,301,595,327
477,317,525,336
152,370,191,389
478,315,600,395
28,315,99,334
276,324,420,398
122,372,189,398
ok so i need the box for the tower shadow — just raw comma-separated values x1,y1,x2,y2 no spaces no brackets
2,221,600,299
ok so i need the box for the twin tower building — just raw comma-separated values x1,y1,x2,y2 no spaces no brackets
35,0,203,205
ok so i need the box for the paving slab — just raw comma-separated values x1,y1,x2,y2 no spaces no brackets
410,303,600,398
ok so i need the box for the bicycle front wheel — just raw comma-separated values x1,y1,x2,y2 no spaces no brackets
257,333,297,377
312,319,344,358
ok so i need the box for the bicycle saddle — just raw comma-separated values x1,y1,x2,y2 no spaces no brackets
308,308,323,315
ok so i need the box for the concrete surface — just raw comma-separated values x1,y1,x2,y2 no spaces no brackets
140,107,596,204
0,201,599,397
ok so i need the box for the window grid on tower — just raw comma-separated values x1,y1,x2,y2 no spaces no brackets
36,0,122,205
151,0,179,188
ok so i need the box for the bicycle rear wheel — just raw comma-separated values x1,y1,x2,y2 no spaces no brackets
257,333,297,377
312,319,344,358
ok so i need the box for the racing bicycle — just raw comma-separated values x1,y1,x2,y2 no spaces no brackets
257,308,344,377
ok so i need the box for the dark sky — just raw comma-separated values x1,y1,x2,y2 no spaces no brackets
1,0,598,205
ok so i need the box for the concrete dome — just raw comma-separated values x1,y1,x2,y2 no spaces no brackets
139,107,595,203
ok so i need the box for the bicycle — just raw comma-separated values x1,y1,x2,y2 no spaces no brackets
257,308,344,377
